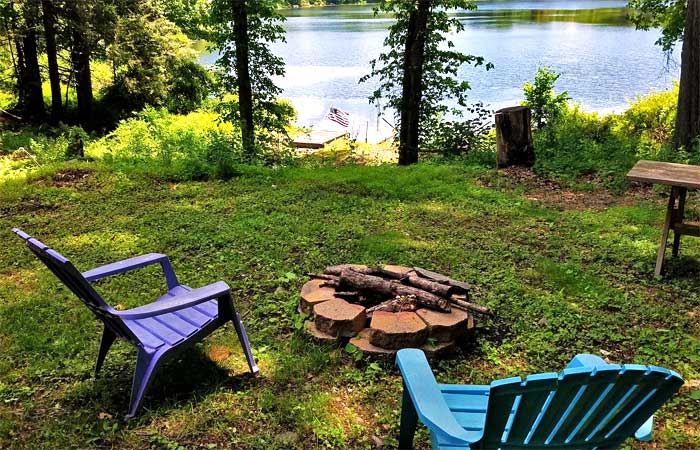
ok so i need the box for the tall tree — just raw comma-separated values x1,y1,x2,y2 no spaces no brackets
19,0,45,121
630,0,699,151
41,0,61,122
67,1,93,125
232,0,255,155
398,0,429,165
362,0,492,165
674,0,700,150
210,0,287,158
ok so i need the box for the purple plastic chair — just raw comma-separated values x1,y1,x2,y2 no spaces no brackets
13,228,259,418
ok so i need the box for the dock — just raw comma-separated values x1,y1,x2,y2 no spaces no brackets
293,129,348,149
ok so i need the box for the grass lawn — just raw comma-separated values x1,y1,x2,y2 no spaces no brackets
0,162,698,449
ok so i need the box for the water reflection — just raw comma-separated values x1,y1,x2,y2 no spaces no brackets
200,0,678,128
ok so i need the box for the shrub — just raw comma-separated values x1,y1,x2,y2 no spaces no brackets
523,66,570,129
532,106,636,185
423,102,494,158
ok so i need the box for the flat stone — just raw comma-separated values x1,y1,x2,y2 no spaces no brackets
416,308,472,343
304,320,337,344
314,298,367,337
349,329,397,358
299,279,341,314
369,311,428,349
421,341,456,359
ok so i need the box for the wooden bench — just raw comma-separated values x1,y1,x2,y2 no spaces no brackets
627,160,700,276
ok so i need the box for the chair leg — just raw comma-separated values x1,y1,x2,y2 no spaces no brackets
398,384,419,450
231,308,260,376
127,350,163,419
95,328,116,377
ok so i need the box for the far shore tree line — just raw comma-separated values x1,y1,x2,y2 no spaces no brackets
1,0,699,166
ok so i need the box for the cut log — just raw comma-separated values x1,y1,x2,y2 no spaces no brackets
450,297,493,317
415,308,472,343
339,268,450,312
299,279,341,314
324,264,369,276
406,275,454,298
307,273,340,282
495,106,534,168
367,296,418,313
413,267,470,295
313,298,367,337
369,311,428,349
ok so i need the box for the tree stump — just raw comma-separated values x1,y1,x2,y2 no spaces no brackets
496,106,534,168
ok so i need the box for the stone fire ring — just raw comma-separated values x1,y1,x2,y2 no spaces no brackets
299,265,474,358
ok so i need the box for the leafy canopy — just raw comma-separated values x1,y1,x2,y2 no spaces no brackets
628,0,687,51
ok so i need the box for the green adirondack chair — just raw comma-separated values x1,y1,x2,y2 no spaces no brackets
396,349,683,450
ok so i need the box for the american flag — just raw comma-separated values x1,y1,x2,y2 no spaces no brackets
327,106,351,128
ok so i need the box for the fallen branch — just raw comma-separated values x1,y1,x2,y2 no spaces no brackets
340,268,450,312
450,297,493,317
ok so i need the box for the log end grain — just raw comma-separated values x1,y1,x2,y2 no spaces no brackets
313,298,367,337
300,279,342,314
369,311,428,349
416,308,472,343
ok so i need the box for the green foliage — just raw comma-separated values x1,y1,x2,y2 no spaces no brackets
628,0,687,51
102,9,210,118
423,102,494,157
523,66,570,129
533,106,635,184
165,60,214,114
87,107,243,180
361,0,493,146
531,86,700,185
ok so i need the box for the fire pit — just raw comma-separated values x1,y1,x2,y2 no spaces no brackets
299,264,491,357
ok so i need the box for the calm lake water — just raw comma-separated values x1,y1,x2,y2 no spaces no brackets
200,0,680,128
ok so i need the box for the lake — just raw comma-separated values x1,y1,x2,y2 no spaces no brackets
200,0,680,128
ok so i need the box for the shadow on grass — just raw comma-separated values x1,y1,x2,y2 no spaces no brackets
64,346,255,420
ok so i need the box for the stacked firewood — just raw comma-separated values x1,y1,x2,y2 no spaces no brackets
307,265,492,317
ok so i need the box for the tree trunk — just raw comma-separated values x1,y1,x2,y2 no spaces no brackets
41,0,62,123
69,4,93,127
71,27,93,126
20,1,45,123
232,0,256,157
398,0,430,166
495,106,535,168
674,0,700,151
13,38,26,111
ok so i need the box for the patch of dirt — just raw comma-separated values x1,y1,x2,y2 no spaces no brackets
480,167,657,211
207,346,232,363
50,169,94,187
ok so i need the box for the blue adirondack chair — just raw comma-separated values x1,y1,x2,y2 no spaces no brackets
396,348,683,450
13,228,259,418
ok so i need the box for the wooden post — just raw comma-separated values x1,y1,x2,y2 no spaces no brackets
495,106,534,168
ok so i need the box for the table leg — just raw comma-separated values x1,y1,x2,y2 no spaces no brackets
672,187,687,257
655,187,679,276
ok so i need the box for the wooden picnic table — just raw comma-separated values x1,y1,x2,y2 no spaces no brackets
627,160,700,276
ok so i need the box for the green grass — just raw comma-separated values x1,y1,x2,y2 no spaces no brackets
0,162,698,449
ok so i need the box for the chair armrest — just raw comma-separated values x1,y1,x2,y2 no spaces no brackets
82,253,179,289
396,349,473,447
115,281,230,319
565,353,608,370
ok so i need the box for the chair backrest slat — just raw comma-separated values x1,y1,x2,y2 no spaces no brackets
15,229,135,342
506,373,559,445
479,363,683,449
